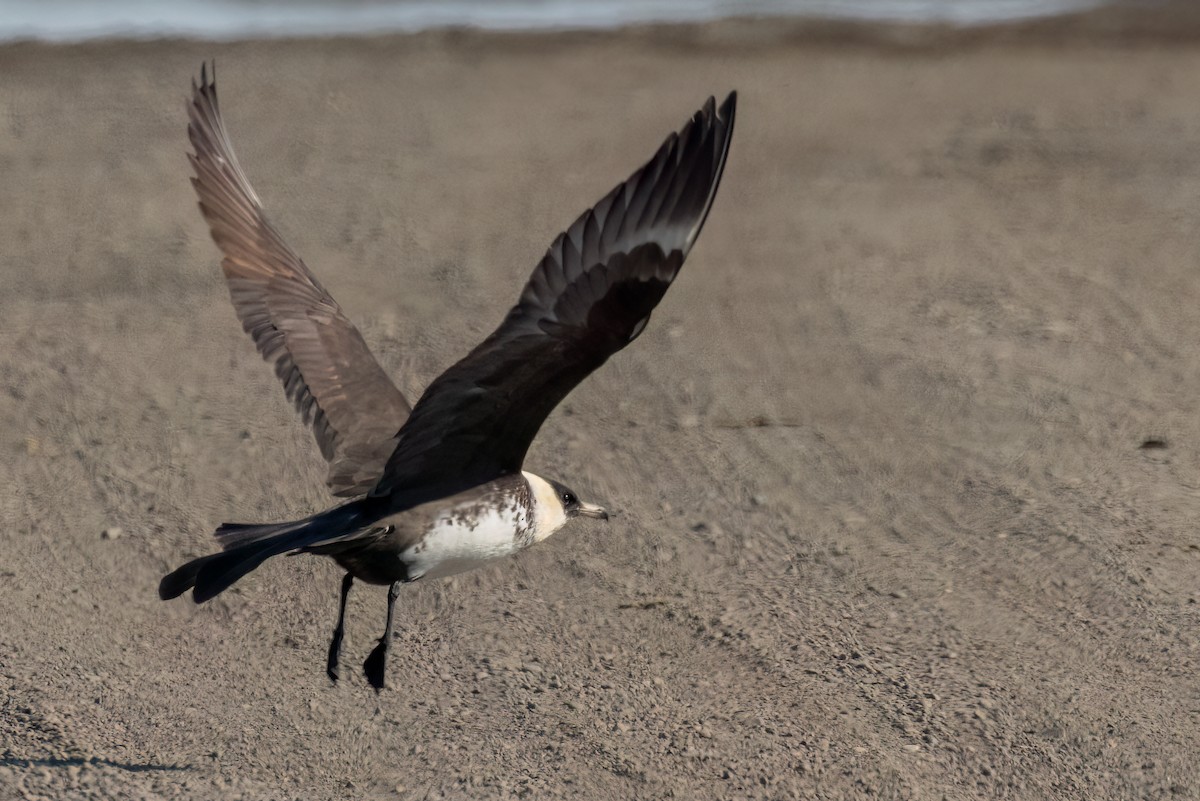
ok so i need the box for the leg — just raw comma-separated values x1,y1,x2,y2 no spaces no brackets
326,572,354,683
363,581,401,692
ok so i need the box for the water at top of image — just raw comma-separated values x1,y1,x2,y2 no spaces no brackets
1,0,1112,42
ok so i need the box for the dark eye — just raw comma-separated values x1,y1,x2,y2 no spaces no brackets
562,492,576,505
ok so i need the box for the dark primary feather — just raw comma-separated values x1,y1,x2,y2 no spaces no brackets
188,62,412,498
372,92,737,498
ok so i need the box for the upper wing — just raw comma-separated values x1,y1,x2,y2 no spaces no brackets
188,63,412,497
371,92,736,499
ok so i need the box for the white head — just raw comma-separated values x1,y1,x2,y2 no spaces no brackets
522,471,609,543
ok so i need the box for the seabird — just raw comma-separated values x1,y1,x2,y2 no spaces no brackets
160,63,737,690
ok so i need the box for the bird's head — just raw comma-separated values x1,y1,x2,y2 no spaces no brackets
523,472,608,543
547,479,609,522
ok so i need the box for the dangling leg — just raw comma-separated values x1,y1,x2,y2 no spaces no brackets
326,572,354,683
363,581,400,692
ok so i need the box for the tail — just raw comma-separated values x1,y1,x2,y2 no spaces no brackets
159,503,366,604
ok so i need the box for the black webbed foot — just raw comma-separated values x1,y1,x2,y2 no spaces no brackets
327,572,354,684
363,636,388,691
363,581,401,692
327,627,345,683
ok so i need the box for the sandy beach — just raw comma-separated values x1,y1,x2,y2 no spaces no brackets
2,11,1200,799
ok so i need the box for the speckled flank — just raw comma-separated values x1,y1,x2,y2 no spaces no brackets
401,500,528,581
390,479,529,579
399,473,569,580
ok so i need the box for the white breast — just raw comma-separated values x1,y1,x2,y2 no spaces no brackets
402,502,529,581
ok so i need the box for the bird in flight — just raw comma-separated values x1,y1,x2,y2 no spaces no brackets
160,63,737,690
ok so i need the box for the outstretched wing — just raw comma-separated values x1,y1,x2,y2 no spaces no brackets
188,63,412,497
372,92,737,499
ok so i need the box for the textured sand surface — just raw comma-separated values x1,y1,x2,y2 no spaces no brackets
2,16,1200,800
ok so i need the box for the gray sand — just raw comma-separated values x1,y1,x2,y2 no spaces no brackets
1,18,1199,800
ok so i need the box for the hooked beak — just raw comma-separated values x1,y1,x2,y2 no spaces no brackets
577,502,609,521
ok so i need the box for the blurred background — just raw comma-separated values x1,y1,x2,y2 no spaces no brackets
3,0,1113,41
